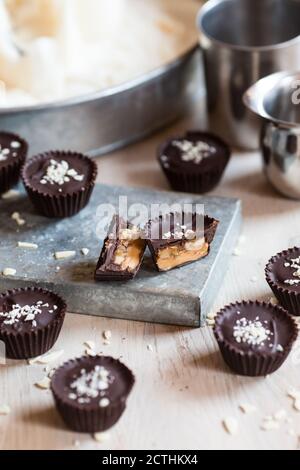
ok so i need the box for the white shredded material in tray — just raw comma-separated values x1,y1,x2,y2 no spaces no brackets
0,0,197,108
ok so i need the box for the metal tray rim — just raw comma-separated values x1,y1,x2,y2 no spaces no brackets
0,44,199,115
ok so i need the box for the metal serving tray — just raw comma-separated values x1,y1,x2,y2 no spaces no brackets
0,47,203,157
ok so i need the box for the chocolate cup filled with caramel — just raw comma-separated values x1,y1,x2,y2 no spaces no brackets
146,212,219,272
95,215,146,281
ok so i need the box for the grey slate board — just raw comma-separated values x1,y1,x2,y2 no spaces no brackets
0,184,242,327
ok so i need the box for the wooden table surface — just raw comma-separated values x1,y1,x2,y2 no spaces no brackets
2,106,300,451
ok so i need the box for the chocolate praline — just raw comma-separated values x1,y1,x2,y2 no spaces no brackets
158,131,230,194
0,287,66,359
95,215,146,282
21,151,98,218
51,355,135,433
0,131,28,195
146,212,219,272
266,247,300,316
214,300,298,377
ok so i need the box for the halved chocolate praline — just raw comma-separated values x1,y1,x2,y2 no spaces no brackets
146,212,219,272
51,355,135,433
21,151,98,218
95,215,146,282
214,301,298,377
0,131,28,195
0,287,66,359
266,247,300,316
158,131,231,194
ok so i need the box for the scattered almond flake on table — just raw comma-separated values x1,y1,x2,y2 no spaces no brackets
54,251,76,260
293,400,300,412
223,417,238,435
269,297,278,306
84,340,95,351
93,432,111,443
287,388,300,400
103,331,112,341
2,268,16,277
81,248,90,256
206,319,215,327
239,403,257,414
1,189,20,200
206,312,216,320
147,344,154,352
17,241,38,250
35,377,51,390
103,340,110,346
261,419,280,431
28,349,64,365
0,404,11,415
11,212,25,226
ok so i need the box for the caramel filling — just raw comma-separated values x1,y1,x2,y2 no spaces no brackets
157,238,208,271
113,239,145,272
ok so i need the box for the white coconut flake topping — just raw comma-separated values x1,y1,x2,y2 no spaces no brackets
40,159,84,186
173,139,216,164
284,256,300,285
68,365,114,407
233,317,273,347
0,301,54,327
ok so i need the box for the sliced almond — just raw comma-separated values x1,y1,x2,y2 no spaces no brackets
2,268,16,277
239,403,257,415
54,251,76,260
81,248,90,256
35,377,51,390
103,330,112,341
287,388,300,400
17,242,38,250
84,340,95,350
293,400,300,412
1,189,20,200
147,344,154,352
93,432,111,443
223,417,238,435
29,350,64,365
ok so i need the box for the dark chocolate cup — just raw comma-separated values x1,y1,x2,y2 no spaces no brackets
0,287,66,360
0,132,28,195
51,356,135,433
158,132,231,194
21,151,98,218
214,300,298,377
265,247,300,316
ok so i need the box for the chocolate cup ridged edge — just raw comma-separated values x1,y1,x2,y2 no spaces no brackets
265,247,300,316
213,300,298,376
21,151,98,218
51,355,135,433
0,131,28,195
0,287,67,359
157,131,231,194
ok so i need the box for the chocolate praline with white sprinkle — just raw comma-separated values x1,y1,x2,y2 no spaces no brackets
51,355,135,433
158,131,231,194
266,247,300,316
0,131,28,195
0,287,66,359
21,151,98,218
214,300,297,377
